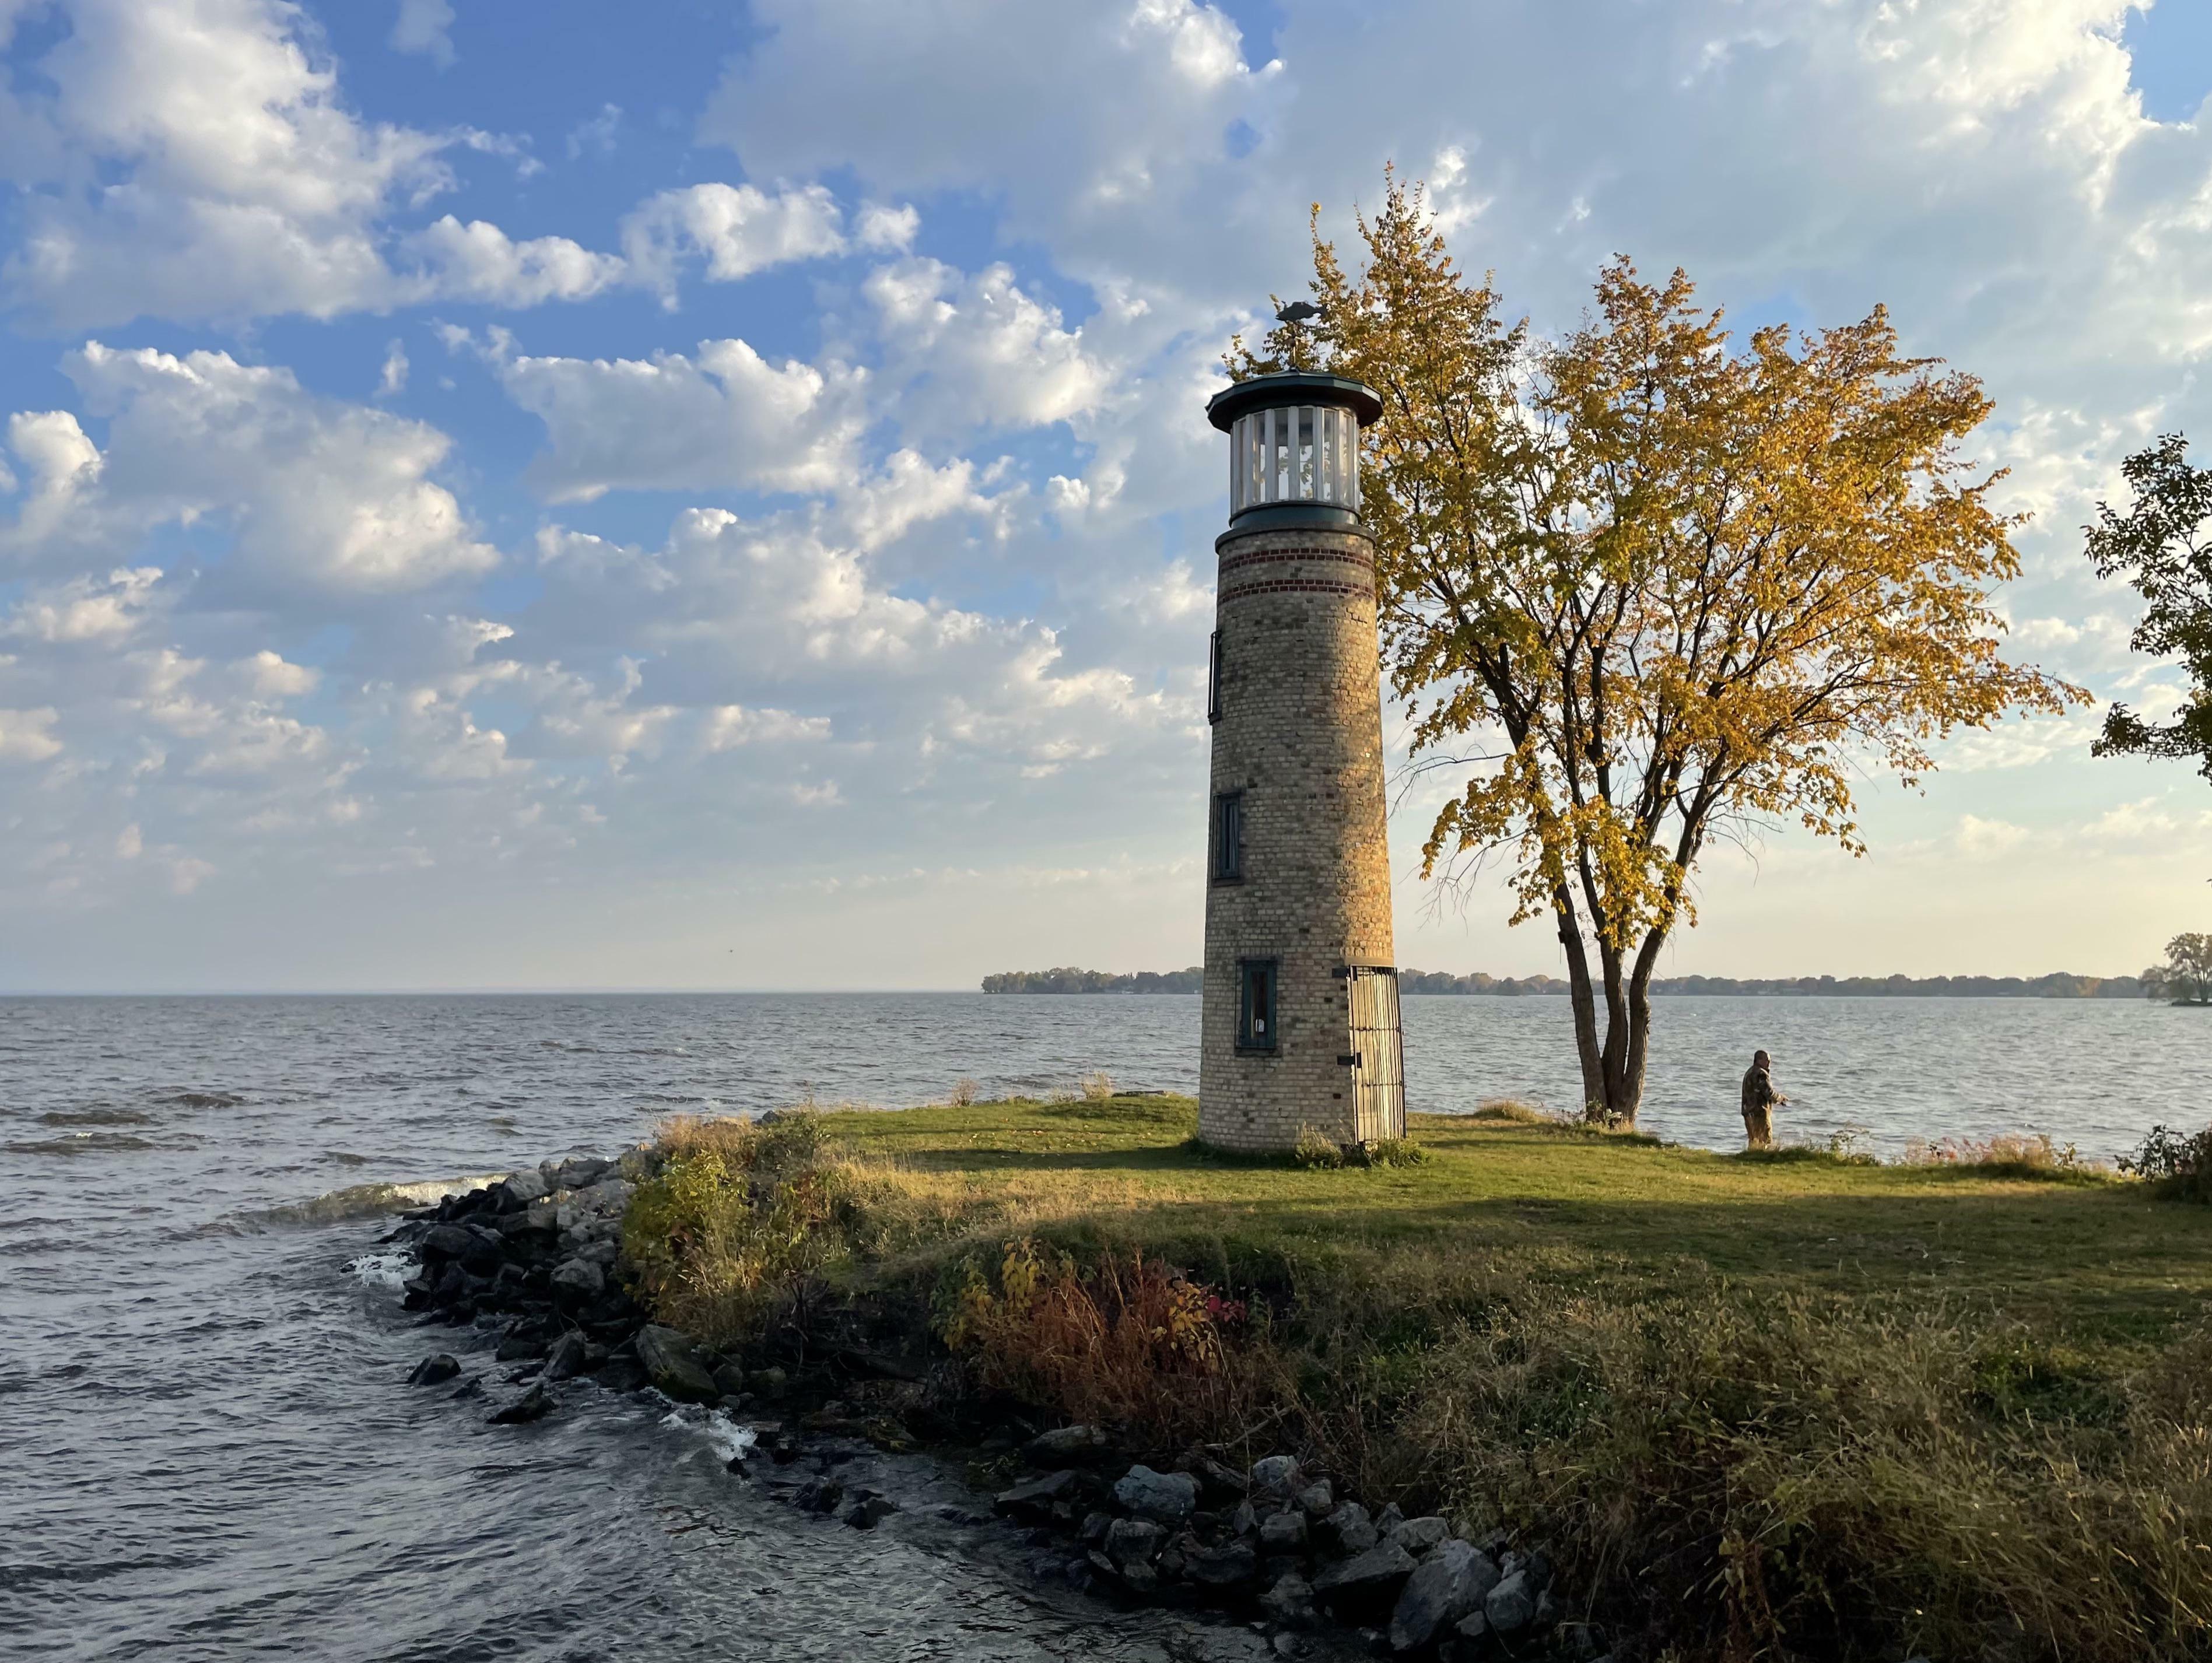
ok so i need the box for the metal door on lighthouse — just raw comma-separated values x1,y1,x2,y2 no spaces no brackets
1344,967,1407,1142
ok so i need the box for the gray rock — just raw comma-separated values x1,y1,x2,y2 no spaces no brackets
552,1155,610,1191
541,1331,589,1382
1452,1611,1489,1646
1229,1500,1259,1537
1376,1503,1405,1533
858,1493,899,1527
711,1362,747,1398
1250,1454,1302,1496
995,1469,1079,1520
487,1381,556,1424
1079,1510,1112,1545
405,1352,461,1386
1024,1424,1110,1465
1485,1569,1535,1634
615,1146,659,1182
1261,1508,1310,1552
1113,1464,1199,1524
1259,1571,1317,1627
1296,1478,1335,1517
1105,1516,1165,1567
551,1257,604,1299
1527,1548,1554,1590
1389,1515,1450,1555
1533,1588,1560,1628
635,1324,719,1402
572,1176,632,1215
500,1167,551,1205
1317,1501,1378,1556
1271,1634,1311,1660
1311,1541,1418,1612
1182,1535,1259,1588
1388,1539,1484,1652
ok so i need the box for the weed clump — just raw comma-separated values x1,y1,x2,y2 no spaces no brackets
1292,1124,1345,1169
1901,1131,2108,1180
937,1237,1267,1446
2122,1122,2212,1201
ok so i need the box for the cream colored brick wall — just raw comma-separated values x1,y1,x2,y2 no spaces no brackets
1198,524,1397,1151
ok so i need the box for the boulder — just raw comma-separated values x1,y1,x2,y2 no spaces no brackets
550,1258,604,1301
1388,1539,1486,1653
1312,1541,1418,1616
541,1330,589,1382
995,1469,1080,1521
1024,1424,1110,1466
1484,1569,1535,1634
1375,1503,1405,1534
1260,1508,1310,1552
488,1382,556,1424
405,1352,461,1386
1182,1535,1259,1589
1249,1454,1302,1497
1389,1515,1450,1555
635,1324,719,1402
1451,1612,1489,1650
1296,1479,1335,1518
552,1155,611,1191
1259,1571,1318,1629
1113,1464,1199,1524
1316,1501,1378,1556
711,1362,747,1398
1228,1500,1259,1537
572,1177,632,1216
496,1329,546,1363
1105,1517,1165,1567
501,1167,551,1205
420,1222,499,1271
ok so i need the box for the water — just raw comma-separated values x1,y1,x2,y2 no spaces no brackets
5,992,2202,1659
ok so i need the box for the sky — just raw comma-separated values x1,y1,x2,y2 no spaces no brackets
1,0,2210,993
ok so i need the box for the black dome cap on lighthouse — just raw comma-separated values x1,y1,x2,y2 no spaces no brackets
1205,370,1382,433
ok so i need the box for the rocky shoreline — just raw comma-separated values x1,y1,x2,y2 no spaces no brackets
373,1148,1610,1663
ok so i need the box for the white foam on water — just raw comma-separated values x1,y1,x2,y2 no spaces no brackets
344,1250,414,1291
657,1403,758,1464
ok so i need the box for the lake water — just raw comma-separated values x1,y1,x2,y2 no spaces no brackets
5,992,2203,1659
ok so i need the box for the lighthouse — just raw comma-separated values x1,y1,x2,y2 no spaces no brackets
1198,364,1406,1152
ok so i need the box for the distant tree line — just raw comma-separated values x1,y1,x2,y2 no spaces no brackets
983,967,2148,998
981,967,1204,994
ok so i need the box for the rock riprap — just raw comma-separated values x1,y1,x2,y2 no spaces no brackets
370,1152,1598,1661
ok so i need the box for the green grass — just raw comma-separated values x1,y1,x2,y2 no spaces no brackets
816,1094,2202,1339
626,1096,2212,1663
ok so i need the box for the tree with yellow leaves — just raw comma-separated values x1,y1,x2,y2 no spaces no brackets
1234,176,2085,1126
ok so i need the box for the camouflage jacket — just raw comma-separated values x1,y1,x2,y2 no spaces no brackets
1742,1064,1779,1115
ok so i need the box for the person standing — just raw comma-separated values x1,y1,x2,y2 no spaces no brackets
1741,1050,1786,1149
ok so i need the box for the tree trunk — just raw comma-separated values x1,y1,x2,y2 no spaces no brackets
1553,888,1605,1115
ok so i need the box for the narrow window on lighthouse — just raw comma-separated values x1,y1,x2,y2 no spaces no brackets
1207,630,1224,724
1237,959,1278,1051
1213,791,1243,880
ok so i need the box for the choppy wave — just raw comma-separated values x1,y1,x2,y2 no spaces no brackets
36,1108,156,1127
163,1090,244,1109
6,1132,157,1155
231,1173,511,1230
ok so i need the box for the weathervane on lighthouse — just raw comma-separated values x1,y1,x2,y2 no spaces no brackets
1196,312,1407,1153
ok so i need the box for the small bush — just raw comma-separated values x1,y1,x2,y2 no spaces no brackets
622,1111,866,1345
2121,1122,2212,1201
1293,1124,1345,1169
1079,1070,1114,1102
1363,1137,1429,1169
949,1077,979,1107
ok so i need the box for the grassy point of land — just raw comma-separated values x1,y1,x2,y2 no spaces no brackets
628,1094,2212,1662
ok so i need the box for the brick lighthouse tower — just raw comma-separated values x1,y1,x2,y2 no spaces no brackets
1198,362,1406,1152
